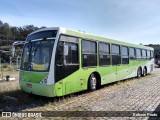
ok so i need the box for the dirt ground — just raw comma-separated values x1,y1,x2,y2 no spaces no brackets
0,71,19,81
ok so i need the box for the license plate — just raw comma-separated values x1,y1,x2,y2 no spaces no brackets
26,84,32,88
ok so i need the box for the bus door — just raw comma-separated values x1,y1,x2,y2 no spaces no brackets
55,37,80,95
55,41,65,81
63,42,80,94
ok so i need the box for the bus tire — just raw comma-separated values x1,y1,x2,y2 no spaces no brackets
137,68,142,78
143,67,147,76
88,74,97,92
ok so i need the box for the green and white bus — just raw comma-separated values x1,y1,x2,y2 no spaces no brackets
19,27,154,97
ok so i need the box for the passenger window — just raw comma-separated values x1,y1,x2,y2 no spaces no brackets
82,40,97,67
147,50,151,59
142,50,147,59
136,49,142,60
99,42,110,66
151,51,154,58
64,42,78,64
122,46,129,64
129,47,136,60
112,44,121,65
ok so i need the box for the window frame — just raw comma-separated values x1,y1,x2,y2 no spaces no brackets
151,51,154,58
82,39,97,67
136,48,142,60
64,42,79,65
121,46,129,64
146,50,150,59
98,42,111,66
142,49,147,60
111,44,121,65
129,47,136,60
57,34,80,66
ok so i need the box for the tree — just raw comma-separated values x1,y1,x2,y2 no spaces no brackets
22,25,39,39
0,19,47,42
0,20,3,27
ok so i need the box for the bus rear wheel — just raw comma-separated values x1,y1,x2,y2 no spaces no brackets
88,74,97,92
143,67,147,76
137,68,142,78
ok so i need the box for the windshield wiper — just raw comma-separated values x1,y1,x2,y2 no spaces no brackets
32,41,43,56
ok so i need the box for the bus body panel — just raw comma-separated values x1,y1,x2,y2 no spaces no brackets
20,71,48,83
19,80,55,97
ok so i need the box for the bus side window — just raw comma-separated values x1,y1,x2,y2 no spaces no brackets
136,48,142,60
142,49,147,59
64,42,78,64
129,47,136,60
82,40,97,67
99,42,110,66
147,50,151,59
122,46,129,64
151,51,154,58
111,44,121,65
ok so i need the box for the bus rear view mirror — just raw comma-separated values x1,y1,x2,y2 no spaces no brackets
12,41,25,57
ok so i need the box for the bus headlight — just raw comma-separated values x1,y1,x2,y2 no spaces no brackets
40,76,48,84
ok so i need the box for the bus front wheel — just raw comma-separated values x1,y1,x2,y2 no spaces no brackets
88,74,97,92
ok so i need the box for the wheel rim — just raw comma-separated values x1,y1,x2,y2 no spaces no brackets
91,74,97,90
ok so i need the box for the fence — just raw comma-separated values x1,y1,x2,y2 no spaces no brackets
0,41,24,81
0,55,21,81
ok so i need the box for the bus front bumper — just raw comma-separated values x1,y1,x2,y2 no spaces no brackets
19,80,55,97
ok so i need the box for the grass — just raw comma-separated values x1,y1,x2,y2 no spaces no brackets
0,63,19,82
0,76,76,112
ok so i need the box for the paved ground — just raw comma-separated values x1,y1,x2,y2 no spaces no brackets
24,67,160,120
1,68,160,120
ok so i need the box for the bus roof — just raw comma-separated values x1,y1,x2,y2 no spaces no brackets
29,27,154,51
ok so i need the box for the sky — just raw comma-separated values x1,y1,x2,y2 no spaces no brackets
1,0,160,45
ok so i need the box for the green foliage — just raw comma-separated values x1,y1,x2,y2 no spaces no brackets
0,20,47,63
2,64,8,68
0,20,46,44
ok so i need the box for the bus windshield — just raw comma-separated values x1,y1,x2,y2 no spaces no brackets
21,30,57,71
21,40,54,71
